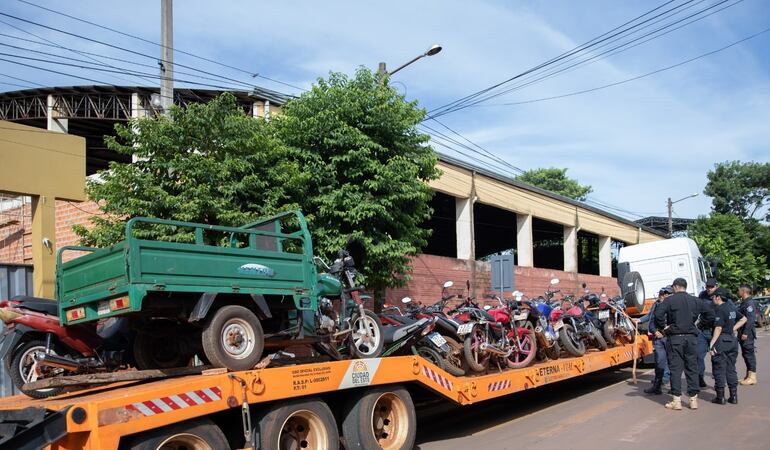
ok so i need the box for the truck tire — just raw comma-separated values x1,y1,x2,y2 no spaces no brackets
8,340,64,399
349,310,384,359
120,418,228,450
202,305,264,371
255,397,339,450
341,385,416,450
622,271,645,310
559,324,586,357
134,326,193,370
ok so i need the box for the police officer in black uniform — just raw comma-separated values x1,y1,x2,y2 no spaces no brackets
696,278,718,387
709,287,747,404
654,278,705,410
737,284,757,385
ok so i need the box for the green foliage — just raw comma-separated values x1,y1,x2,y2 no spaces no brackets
274,68,440,293
689,214,768,292
705,161,770,221
75,93,309,246
516,167,593,201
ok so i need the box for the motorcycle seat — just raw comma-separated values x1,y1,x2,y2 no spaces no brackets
381,318,428,344
11,295,58,315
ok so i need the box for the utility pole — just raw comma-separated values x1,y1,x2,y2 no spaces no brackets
160,0,174,114
667,197,673,238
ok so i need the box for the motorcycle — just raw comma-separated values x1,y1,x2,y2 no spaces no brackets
596,293,636,345
0,296,135,398
550,296,607,356
453,288,537,373
514,291,561,361
311,242,384,360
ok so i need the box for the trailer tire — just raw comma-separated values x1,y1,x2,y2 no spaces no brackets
341,385,416,450
120,418,228,450
202,305,264,371
255,397,339,450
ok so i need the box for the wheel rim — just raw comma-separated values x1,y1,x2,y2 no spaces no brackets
370,392,410,450
18,345,56,393
278,409,328,450
157,433,213,450
351,316,380,356
511,332,534,363
221,318,256,360
471,330,489,366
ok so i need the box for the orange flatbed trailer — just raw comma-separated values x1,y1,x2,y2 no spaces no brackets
0,338,651,450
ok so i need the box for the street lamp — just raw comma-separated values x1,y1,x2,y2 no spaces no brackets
667,193,699,237
378,44,443,80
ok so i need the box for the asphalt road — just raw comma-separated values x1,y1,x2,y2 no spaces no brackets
416,329,770,450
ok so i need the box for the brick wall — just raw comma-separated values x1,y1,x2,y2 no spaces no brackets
385,254,620,308
0,201,31,264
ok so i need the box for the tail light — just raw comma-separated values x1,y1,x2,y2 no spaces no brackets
66,307,86,322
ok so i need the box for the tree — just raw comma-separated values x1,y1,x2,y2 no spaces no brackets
273,68,440,295
515,167,593,201
75,93,309,245
688,214,768,292
704,161,770,222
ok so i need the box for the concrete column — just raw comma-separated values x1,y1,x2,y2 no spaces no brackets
516,213,533,267
46,95,68,133
456,197,472,260
31,195,56,297
131,93,149,119
563,225,578,273
264,100,271,121
252,101,264,118
599,235,612,277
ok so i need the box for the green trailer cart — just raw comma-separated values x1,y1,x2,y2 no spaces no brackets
55,210,383,371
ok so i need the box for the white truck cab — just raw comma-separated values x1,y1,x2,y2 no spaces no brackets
618,237,711,303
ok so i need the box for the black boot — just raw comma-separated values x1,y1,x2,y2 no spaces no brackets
644,381,662,395
699,376,707,388
727,387,737,404
711,388,726,405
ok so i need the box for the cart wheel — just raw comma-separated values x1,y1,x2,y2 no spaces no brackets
202,305,264,371
120,418,228,450
9,340,64,399
341,385,416,450
255,397,339,450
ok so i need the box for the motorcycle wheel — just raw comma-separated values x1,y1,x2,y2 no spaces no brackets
9,340,65,399
507,325,537,369
558,324,586,357
349,310,384,359
602,320,615,346
591,326,608,351
416,346,446,370
442,336,466,377
463,326,490,373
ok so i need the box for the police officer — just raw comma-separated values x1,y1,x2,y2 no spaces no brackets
636,286,672,394
709,287,747,404
696,278,718,388
654,278,704,411
737,284,757,385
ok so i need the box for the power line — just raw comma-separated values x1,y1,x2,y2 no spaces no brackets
473,24,770,107
427,0,691,117
15,0,307,92
0,11,284,95
447,0,742,112
0,71,44,87
429,118,525,174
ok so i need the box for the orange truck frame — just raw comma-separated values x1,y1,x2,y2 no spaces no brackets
0,339,651,450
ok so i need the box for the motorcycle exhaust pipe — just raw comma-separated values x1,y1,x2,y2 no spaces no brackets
34,353,83,372
479,343,511,357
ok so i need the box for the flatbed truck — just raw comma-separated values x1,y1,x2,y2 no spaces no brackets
0,338,651,450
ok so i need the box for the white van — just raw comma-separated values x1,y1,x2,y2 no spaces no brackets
617,237,711,312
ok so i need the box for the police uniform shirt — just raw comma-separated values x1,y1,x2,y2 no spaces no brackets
737,297,756,334
713,302,743,339
654,292,702,335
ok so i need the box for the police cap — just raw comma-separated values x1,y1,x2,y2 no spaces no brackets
706,277,717,287
712,287,729,299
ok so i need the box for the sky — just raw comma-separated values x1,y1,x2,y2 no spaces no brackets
1,0,769,220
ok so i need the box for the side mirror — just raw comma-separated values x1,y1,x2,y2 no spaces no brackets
401,297,412,304
550,278,560,285
443,281,454,289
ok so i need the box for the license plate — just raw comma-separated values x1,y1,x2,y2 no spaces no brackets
456,323,474,335
97,301,110,316
553,320,564,331
428,332,447,347
513,312,528,321
598,310,610,320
